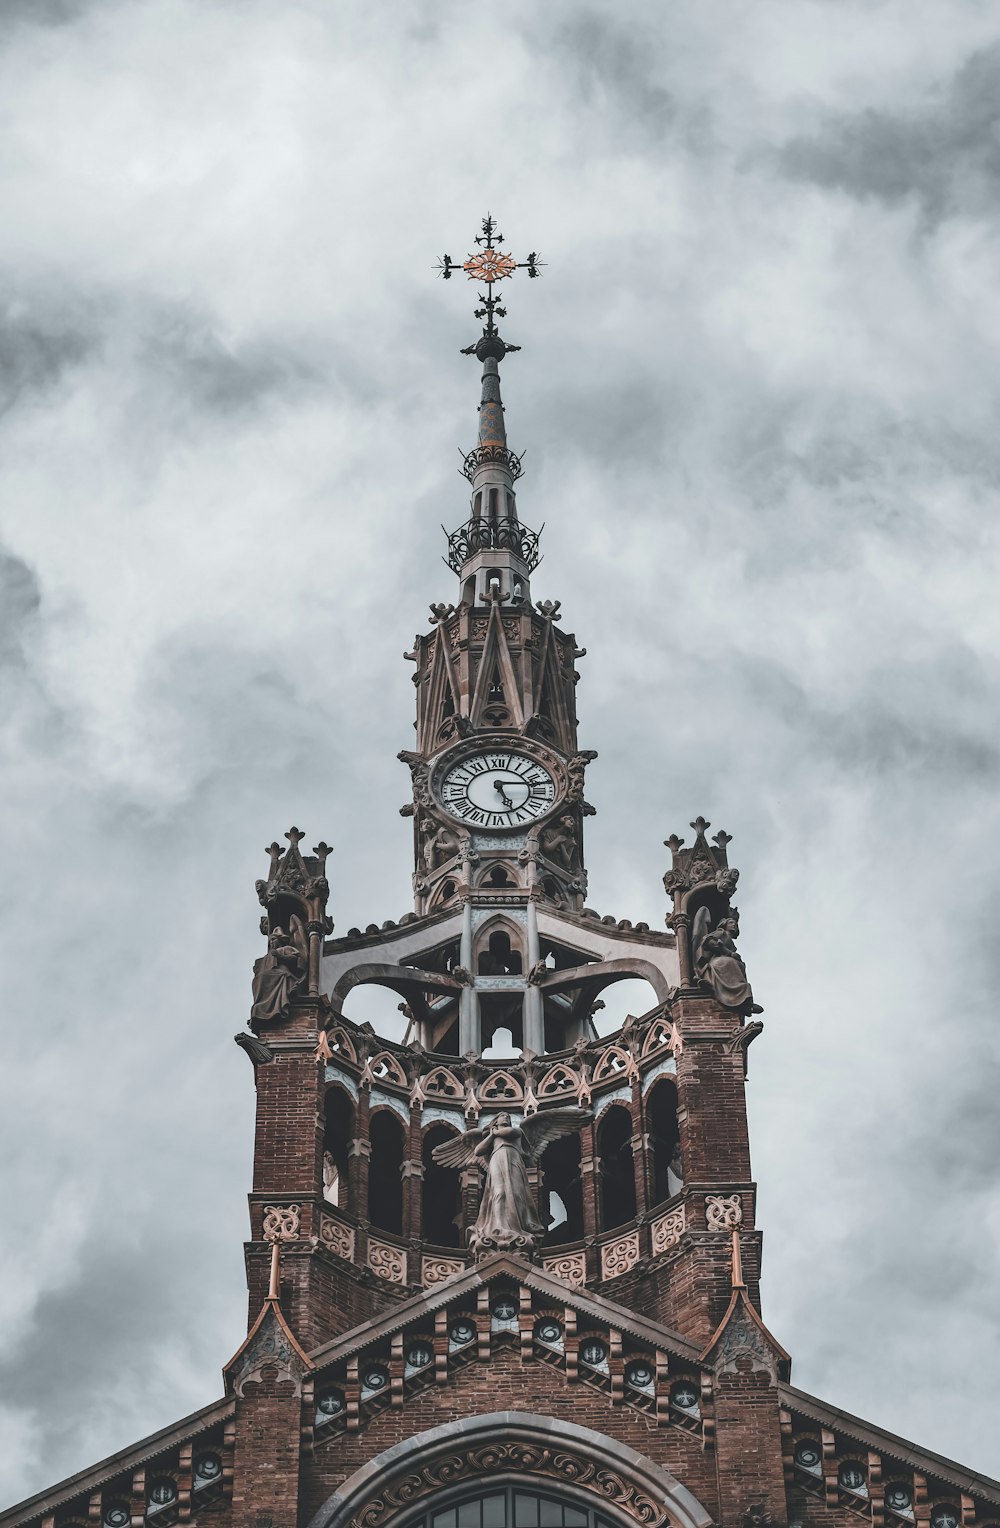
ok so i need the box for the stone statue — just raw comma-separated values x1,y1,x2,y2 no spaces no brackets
541,815,577,872
432,1106,591,1255
691,906,761,1014
250,917,307,1024
421,817,460,870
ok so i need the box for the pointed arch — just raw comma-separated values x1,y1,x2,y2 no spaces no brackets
470,601,524,728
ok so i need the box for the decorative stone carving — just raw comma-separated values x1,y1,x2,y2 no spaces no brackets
345,1441,667,1528
593,1044,638,1082
422,1255,466,1286
360,1051,408,1088
227,1306,309,1399
478,1069,524,1104
537,1062,581,1099
641,1018,676,1055
262,1203,300,1241
319,1214,355,1262
651,1205,685,1255
706,1194,743,1231
367,1238,407,1284
432,1107,591,1256
601,1231,641,1280
713,1307,778,1383
542,1251,587,1287
421,1065,464,1101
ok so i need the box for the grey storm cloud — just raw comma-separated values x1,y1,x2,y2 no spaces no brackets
1,0,999,1511
781,43,1000,221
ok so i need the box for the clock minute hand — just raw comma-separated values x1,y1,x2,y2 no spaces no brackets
493,778,515,809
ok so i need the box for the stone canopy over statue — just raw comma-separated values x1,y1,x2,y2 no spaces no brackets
432,1106,591,1255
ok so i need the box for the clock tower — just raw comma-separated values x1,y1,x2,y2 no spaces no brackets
5,214,999,1528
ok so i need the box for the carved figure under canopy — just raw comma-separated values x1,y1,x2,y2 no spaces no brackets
250,918,307,1025
432,1106,591,1255
691,906,761,1014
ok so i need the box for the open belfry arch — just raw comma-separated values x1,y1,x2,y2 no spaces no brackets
4,216,999,1528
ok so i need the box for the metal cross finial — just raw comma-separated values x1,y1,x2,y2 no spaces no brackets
436,213,543,357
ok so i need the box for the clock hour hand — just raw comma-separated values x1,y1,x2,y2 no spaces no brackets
493,778,515,809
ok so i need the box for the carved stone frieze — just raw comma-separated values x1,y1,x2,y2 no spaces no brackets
367,1238,407,1284
650,1205,685,1255
705,1194,743,1231
345,1442,667,1528
422,1255,467,1286
319,1214,355,1262
541,1250,587,1287
600,1232,641,1280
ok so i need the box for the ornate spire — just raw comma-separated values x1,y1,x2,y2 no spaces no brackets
438,216,543,600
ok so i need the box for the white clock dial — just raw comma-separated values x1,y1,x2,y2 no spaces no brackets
439,751,557,828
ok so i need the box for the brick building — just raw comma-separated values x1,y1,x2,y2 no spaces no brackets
4,218,998,1528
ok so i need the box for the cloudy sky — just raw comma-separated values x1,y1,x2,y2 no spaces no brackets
2,0,1000,1506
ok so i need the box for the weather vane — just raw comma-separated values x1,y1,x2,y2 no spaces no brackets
436,214,542,358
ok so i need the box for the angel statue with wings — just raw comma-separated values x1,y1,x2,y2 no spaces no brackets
432,1107,591,1255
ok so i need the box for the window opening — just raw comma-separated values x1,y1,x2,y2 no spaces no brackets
647,1078,682,1205
597,1105,636,1230
422,1125,462,1246
478,929,522,975
542,1132,584,1243
323,1087,353,1210
368,1110,404,1234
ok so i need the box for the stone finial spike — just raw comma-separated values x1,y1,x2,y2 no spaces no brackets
664,834,685,853
266,1237,281,1302
285,826,305,847
713,829,733,850
312,841,332,863
731,1228,746,1291
690,817,710,835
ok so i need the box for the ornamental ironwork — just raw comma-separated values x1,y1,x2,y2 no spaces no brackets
445,515,541,573
461,441,524,483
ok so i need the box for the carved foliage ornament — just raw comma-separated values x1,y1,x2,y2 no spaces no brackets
346,1443,667,1528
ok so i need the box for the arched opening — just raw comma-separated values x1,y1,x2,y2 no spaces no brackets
486,864,515,889
478,929,523,975
597,1105,636,1231
647,1078,682,1207
541,1132,583,1245
308,1412,715,1528
591,979,661,1036
323,1085,354,1210
401,1486,622,1528
368,1110,404,1235
422,1124,462,1247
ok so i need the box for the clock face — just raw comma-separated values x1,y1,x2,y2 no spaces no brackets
439,750,557,827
